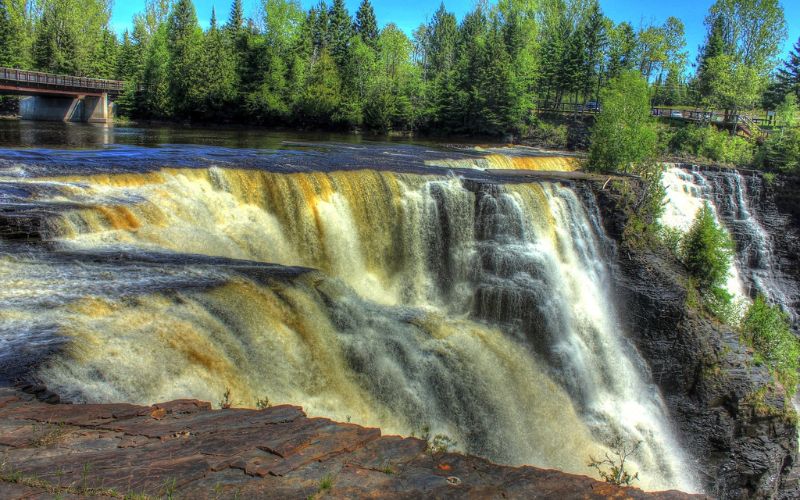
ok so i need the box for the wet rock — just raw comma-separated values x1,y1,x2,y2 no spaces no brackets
0,388,700,499
593,183,800,500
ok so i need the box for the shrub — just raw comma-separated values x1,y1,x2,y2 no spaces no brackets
219,388,233,409
761,126,800,173
669,124,754,166
588,436,641,486
741,296,800,395
526,119,569,149
427,434,456,456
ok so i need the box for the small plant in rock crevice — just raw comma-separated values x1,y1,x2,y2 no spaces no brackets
219,388,233,409
587,436,642,486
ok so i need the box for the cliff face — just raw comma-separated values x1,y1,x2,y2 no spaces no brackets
593,183,800,499
0,388,698,500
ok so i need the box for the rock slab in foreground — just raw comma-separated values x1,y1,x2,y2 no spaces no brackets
0,388,701,499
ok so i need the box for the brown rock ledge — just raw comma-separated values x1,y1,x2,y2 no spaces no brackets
0,388,703,499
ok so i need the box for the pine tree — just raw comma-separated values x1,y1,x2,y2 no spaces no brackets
298,49,342,125
693,15,727,103
140,25,172,118
0,0,32,68
355,0,378,50
33,0,113,76
327,0,352,64
0,3,15,67
307,2,330,52
246,0,305,123
580,1,607,104
425,3,458,126
227,0,244,31
777,37,800,101
204,6,237,118
167,0,205,118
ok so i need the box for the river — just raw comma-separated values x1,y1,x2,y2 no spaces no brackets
0,121,698,492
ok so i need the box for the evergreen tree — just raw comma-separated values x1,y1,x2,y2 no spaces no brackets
662,65,684,106
425,3,458,127
580,1,607,104
682,202,734,297
367,23,420,131
140,25,172,118
166,0,205,118
115,30,138,115
94,28,119,79
246,0,304,122
307,2,330,52
354,0,378,50
498,0,538,128
0,0,32,69
298,49,342,125
203,6,237,118
777,37,800,101
227,0,244,31
328,0,352,64
693,15,727,104
34,0,113,76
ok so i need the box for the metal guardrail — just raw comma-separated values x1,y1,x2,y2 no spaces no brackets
0,67,124,92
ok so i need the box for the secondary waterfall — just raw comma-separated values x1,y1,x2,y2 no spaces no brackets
661,165,795,317
0,151,698,492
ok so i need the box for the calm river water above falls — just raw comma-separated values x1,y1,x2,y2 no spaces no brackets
0,121,699,492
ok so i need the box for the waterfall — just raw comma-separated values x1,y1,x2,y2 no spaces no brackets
0,165,698,492
661,165,794,316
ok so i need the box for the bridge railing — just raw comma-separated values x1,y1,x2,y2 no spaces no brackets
0,67,124,93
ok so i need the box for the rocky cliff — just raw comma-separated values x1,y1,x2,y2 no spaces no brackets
0,388,699,499
593,181,800,499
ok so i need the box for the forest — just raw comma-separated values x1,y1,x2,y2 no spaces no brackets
0,0,798,142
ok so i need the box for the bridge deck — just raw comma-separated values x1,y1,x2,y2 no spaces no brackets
0,67,123,97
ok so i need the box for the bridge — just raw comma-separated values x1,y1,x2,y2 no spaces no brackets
0,67,124,123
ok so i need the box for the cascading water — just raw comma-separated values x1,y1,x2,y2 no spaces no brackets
662,163,800,455
661,164,795,317
0,148,699,492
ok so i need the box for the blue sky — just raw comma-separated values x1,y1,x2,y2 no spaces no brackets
110,0,800,70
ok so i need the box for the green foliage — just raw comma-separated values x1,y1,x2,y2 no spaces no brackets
526,118,569,149
167,0,205,118
354,0,378,50
777,37,800,102
694,0,787,113
0,0,33,69
588,71,657,173
33,0,115,76
256,396,271,410
760,94,800,172
318,474,334,491
427,433,456,455
741,296,800,394
681,202,734,301
202,11,238,118
297,49,342,125
587,436,641,486
8,0,789,143
139,25,172,118
668,124,755,166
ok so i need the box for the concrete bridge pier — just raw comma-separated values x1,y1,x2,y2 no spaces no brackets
83,93,109,123
20,93,111,123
